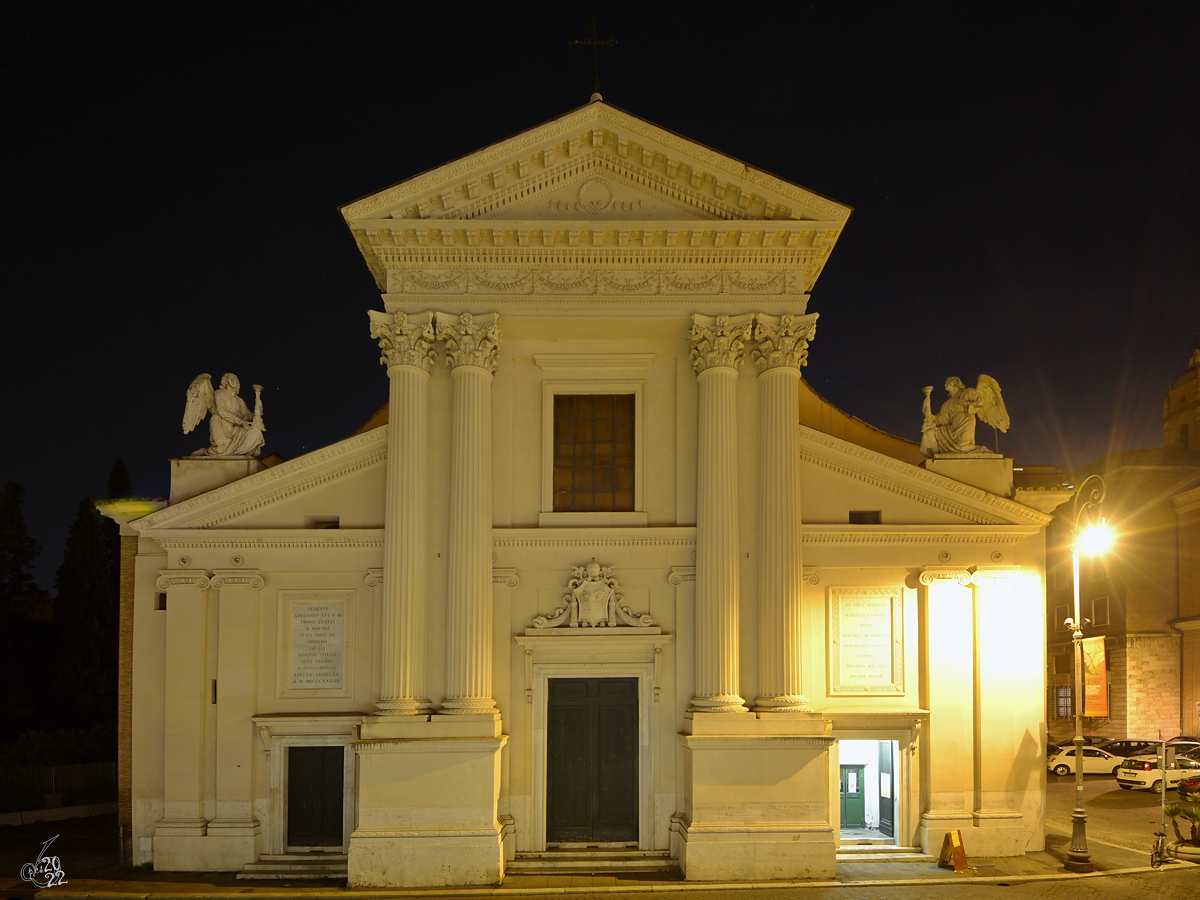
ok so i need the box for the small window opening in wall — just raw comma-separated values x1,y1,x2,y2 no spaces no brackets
848,510,882,524
155,593,167,610
305,516,340,529
1089,596,1110,628
1054,605,1069,631
553,394,635,512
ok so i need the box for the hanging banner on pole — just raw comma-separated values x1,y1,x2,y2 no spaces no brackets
1082,635,1108,717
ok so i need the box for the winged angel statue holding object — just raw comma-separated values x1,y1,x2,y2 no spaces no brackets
920,375,1009,458
182,373,266,458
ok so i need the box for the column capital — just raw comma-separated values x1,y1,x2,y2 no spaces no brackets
436,311,502,372
971,565,1023,584
210,568,264,589
689,313,753,374
752,312,819,372
156,568,211,590
369,310,436,372
918,566,973,586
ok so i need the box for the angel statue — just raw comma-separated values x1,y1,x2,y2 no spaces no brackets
182,373,266,458
920,375,1009,458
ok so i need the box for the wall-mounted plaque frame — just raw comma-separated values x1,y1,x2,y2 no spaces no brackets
827,586,904,695
278,590,354,699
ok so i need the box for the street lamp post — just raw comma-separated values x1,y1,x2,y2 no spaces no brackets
1063,473,1111,874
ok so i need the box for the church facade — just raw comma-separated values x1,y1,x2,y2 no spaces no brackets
114,102,1059,886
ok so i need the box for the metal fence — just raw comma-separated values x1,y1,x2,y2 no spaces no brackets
0,761,116,812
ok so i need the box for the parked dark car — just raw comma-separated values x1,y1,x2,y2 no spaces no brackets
1178,769,1200,799
1098,739,1159,759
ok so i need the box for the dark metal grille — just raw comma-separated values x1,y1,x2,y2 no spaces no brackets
553,394,635,512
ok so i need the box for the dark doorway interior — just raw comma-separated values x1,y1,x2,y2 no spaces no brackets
287,745,344,848
546,677,638,843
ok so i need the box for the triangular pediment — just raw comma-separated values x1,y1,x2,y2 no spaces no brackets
799,426,1051,528
132,428,388,532
342,101,850,226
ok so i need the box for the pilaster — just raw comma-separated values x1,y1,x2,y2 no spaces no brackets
917,566,975,852
153,569,211,869
752,312,817,712
969,565,1037,855
688,313,752,713
436,311,502,716
368,309,436,716
206,568,263,865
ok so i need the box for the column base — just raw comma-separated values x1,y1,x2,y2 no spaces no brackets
673,816,835,881
155,818,260,872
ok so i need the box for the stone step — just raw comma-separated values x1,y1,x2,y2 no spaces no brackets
238,853,348,880
838,844,922,854
836,849,935,864
509,850,677,874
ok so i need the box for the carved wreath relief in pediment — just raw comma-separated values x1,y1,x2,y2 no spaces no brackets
532,561,654,629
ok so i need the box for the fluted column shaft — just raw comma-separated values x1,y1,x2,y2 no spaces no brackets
369,310,435,715
437,312,502,715
753,312,818,712
689,314,752,712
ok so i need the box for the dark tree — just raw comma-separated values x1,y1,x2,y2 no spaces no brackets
0,482,52,735
55,497,116,733
103,458,132,600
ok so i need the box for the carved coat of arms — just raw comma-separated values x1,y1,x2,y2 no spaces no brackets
532,562,653,629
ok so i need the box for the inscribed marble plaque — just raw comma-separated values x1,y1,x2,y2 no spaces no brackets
284,592,350,693
828,587,904,695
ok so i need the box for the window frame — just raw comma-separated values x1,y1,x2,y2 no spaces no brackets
540,379,647,526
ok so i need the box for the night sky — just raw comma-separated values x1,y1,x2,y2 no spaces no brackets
3,4,1198,588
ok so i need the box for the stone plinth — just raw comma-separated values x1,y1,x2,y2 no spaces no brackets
674,714,834,881
170,457,264,504
923,457,1013,496
348,720,507,888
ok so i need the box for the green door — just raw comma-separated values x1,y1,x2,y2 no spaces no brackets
840,764,866,828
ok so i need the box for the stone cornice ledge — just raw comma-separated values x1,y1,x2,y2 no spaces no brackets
493,526,695,548
148,530,383,550
800,426,1051,526
803,525,1039,545
135,428,388,532
678,735,835,751
355,736,507,754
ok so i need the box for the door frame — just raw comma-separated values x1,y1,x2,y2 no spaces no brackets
828,712,927,847
254,715,360,855
527,657,658,852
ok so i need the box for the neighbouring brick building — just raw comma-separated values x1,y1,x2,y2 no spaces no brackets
1047,349,1200,741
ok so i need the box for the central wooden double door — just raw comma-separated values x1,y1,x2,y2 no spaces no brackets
546,677,639,843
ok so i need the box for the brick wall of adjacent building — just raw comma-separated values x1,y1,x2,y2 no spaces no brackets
1115,633,1181,738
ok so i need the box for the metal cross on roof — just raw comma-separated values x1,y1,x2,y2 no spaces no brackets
569,21,617,101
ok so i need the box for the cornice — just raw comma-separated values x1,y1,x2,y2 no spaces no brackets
341,104,850,225
492,527,696,549
359,226,838,253
800,426,1051,527
805,527,1037,545
150,530,383,550
135,429,388,531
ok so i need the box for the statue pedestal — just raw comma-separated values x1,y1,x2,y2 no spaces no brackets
170,458,265,504
922,456,1013,497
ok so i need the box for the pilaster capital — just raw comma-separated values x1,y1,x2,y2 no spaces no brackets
369,310,436,372
753,312,819,372
209,568,264,589
970,565,1023,585
689,313,754,374
364,567,384,588
918,566,973,586
435,311,502,372
155,568,211,590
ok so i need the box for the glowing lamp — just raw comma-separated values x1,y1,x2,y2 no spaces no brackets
1075,520,1113,556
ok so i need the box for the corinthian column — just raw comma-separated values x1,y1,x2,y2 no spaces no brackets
689,313,753,713
368,310,436,715
436,311,502,715
752,312,818,713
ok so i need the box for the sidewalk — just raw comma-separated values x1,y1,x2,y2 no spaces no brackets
0,814,1188,898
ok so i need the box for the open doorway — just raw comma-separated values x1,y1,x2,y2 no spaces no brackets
839,739,899,843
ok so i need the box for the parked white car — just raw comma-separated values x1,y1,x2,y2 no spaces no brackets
1046,746,1126,776
1116,754,1200,793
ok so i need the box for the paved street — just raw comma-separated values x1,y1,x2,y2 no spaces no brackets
1046,770,1175,853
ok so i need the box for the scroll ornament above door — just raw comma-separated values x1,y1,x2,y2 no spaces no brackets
532,561,654,629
